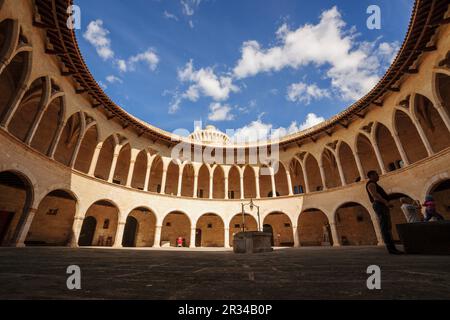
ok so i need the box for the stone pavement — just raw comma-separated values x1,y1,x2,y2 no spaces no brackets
0,246,449,300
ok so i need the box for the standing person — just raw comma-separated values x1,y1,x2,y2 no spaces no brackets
400,198,422,223
366,171,404,255
422,195,445,222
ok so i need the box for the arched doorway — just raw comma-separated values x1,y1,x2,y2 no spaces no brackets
322,149,341,188
0,171,33,246
126,207,157,247
79,200,119,247
338,141,360,184
304,154,322,192
196,213,225,247
298,208,332,246
394,110,428,163
161,211,191,247
74,124,98,174
25,189,77,246
263,212,294,247
430,179,450,220
263,224,274,246
78,216,96,247
356,134,381,176
375,123,403,172
335,202,377,246
228,213,258,247
122,216,138,247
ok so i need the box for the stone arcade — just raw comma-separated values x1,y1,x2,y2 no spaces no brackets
0,0,450,253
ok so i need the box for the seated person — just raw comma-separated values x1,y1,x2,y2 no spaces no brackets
422,195,445,222
400,198,422,223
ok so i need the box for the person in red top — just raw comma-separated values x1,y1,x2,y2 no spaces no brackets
176,237,183,247
423,195,444,222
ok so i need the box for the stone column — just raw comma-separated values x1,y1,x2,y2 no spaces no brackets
270,171,277,198
255,174,261,199
335,154,347,186
0,84,28,128
286,171,294,196
12,207,38,247
177,170,183,197
113,221,126,248
209,176,214,199
144,163,151,191
392,133,410,166
329,222,340,247
435,102,450,133
153,225,162,247
240,176,245,200
301,164,310,193
160,169,168,195
354,151,366,180
193,174,199,198
413,118,434,156
292,226,300,247
68,216,84,247
88,143,103,176
372,141,387,175
189,228,196,248
107,151,120,183
224,227,230,248
318,164,327,190
224,177,229,200
126,160,136,187
48,120,66,158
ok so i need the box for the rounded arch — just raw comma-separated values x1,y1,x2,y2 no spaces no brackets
298,208,332,246
274,162,289,196
212,165,225,199
394,109,428,163
259,165,273,198
0,19,18,63
25,189,77,246
304,153,322,192
334,202,377,246
263,211,294,247
148,155,163,193
243,165,256,199
7,76,46,142
112,143,131,185
337,141,360,184
197,164,210,198
53,111,82,166
0,50,32,124
356,133,381,177
289,158,306,194
131,150,148,190
0,170,34,246
123,207,157,247
160,211,191,247
94,134,117,181
180,163,195,197
79,199,119,247
30,94,65,156
321,148,341,189
74,124,98,173
195,213,225,247
413,93,450,153
374,122,403,172
228,213,258,247
228,165,241,199
165,160,180,195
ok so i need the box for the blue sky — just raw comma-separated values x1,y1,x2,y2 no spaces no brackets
75,0,413,142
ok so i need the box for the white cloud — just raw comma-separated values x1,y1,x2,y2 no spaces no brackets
128,49,160,71
181,0,201,16
83,20,114,60
208,102,235,121
287,82,330,104
178,60,239,102
231,113,325,143
164,11,179,21
106,75,123,84
233,6,399,101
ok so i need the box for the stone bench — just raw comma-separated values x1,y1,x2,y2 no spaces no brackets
396,221,450,255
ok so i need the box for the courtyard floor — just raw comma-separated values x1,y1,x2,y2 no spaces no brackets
0,246,449,300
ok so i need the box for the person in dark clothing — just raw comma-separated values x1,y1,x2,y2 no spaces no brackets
366,171,404,255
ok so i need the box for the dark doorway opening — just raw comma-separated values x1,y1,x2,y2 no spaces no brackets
78,216,97,246
122,216,138,247
195,228,202,247
0,211,14,244
263,224,274,246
